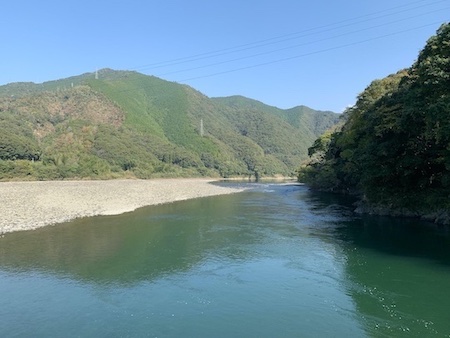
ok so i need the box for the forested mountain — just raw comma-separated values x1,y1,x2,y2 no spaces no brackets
0,70,339,180
299,23,450,222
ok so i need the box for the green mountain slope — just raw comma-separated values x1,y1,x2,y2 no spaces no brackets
0,69,339,180
211,96,334,169
298,23,450,221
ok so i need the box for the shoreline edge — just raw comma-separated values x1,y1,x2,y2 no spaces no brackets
0,179,246,235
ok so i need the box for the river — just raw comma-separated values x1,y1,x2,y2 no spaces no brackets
0,182,449,337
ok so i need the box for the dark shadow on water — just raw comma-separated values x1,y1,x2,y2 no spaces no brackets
302,190,450,337
337,216,450,264
303,189,450,266
0,192,261,286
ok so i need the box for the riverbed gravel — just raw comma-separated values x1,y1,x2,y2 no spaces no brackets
0,179,244,235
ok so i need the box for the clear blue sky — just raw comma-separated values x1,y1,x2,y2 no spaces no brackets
1,0,448,112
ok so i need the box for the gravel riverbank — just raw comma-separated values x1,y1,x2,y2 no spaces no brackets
0,179,245,235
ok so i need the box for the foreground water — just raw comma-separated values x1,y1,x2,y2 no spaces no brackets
1,183,449,337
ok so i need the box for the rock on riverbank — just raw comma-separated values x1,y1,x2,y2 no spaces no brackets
354,201,450,225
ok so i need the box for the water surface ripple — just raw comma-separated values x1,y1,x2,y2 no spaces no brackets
1,183,449,337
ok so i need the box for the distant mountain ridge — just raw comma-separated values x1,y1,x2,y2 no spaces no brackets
0,69,339,180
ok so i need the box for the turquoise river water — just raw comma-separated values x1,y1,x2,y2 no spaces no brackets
1,182,449,337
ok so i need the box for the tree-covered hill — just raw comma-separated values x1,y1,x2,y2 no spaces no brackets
0,69,339,180
298,23,450,222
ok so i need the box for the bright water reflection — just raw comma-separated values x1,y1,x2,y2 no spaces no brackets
0,183,449,337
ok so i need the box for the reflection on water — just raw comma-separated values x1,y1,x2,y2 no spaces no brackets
302,190,450,336
1,183,449,337
337,216,450,336
0,194,249,283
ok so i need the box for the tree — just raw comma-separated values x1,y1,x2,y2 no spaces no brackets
299,23,450,211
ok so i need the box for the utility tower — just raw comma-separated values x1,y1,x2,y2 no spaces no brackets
200,119,204,137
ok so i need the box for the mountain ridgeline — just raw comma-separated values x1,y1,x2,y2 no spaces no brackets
0,70,338,180
299,23,450,222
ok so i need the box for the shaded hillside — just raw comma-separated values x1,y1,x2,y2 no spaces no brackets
0,69,339,180
212,96,338,167
298,23,450,221
212,95,337,134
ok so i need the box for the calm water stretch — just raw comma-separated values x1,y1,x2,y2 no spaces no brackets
1,182,450,337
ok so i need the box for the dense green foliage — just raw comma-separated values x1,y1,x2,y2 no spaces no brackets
299,23,450,212
0,70,338,180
